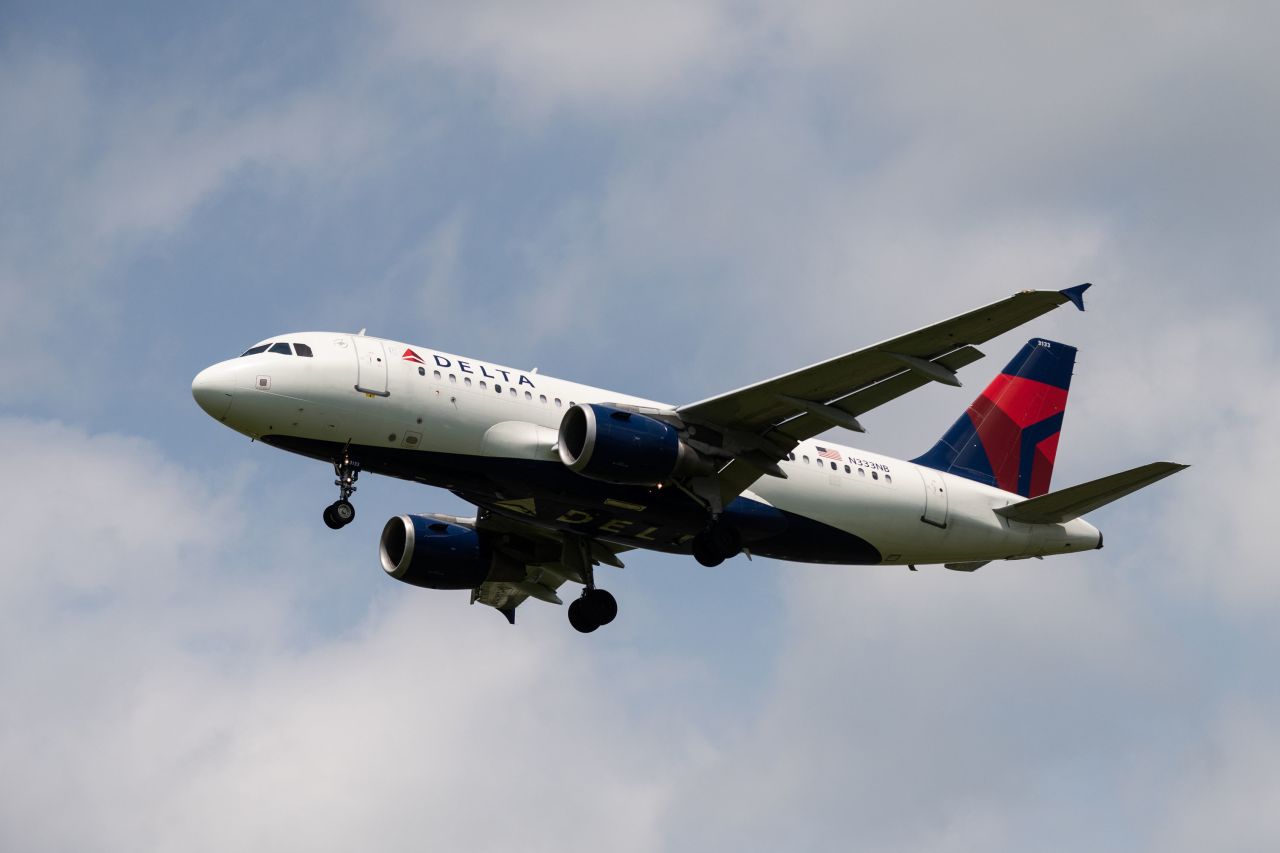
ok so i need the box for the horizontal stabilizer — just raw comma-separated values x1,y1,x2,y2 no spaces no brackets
995,461,1188,524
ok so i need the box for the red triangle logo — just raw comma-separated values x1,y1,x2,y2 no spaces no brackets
402,348,426,364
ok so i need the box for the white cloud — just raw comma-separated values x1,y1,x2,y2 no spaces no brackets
0,418,687,852
372,0,745,117
0,45,391,404
6,417,1253,853
1156,705,1280,853
658,563,1188,850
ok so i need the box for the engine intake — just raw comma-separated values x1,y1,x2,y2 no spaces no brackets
379,515,491,590
558,403,711,485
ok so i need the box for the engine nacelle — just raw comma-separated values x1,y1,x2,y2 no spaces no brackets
379,515,491,590
557,403,711,485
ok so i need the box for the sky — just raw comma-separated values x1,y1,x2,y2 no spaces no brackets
2,1,1278,850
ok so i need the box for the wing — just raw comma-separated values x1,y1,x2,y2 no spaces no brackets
675,284,1091,503
427,510,627,623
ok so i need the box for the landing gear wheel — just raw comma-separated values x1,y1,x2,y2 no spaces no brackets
568,597,600,633
331,499,355,525
709,523,741,557
692,519,741,566
584,588,617,626
692,534,725,567
323,499,354,529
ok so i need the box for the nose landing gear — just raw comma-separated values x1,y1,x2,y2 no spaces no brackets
323,449,360,530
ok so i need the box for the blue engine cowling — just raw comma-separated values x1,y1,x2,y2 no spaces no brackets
557,403,710,485
379,515,491,590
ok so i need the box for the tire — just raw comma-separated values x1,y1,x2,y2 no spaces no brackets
332,500,356,525
709,523,742,558
586,589,618,626
692,534,725,567
568,597,600,633
323,506,343,530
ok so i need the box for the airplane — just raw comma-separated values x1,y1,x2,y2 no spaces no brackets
191,284,1186,633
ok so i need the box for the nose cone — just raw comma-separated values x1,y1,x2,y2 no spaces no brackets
192,364,235,421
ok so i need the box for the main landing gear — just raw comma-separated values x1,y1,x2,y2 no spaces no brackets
567,557,618,634
568,589,618,634
323,450,360,530
692,518,742,567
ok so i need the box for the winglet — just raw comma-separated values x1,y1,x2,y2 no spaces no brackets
1059,282,1091,311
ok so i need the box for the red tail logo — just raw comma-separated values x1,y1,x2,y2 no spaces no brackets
913,339,1076,498
402,348,426,364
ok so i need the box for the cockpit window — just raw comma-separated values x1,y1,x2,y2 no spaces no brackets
269,342,292,355
240,344,270,356
294,343,314,357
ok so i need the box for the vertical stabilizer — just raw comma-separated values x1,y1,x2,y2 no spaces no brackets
912,339,1076,498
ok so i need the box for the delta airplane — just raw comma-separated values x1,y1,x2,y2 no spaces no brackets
192,284,1185,633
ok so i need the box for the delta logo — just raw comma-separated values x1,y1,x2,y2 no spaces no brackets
402,348,426,364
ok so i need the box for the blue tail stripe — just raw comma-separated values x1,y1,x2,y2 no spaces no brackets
1016,412,1064,496
912,415,998,488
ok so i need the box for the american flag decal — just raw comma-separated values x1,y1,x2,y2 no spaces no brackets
817,446,842,461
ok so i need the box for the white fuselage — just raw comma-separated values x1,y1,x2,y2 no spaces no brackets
192,332,1102,566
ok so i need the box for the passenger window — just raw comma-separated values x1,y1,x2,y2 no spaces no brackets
844,465,851,473
464,377,472,387
269,342,292,355
480,381,487,390
449,374,456,383
510,388,517,397
802,456,810,464
433,370,441,380
539,394,547,404
525,391,533,400
858,468,865,476
885,474,892,484
418,366,425,376
830,461,837,470
240,344,270,356
494,384,502,393
555,398,562,407
293,343,314,357
872,471,879,480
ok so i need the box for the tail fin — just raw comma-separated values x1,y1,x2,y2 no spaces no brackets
912,339,1076,498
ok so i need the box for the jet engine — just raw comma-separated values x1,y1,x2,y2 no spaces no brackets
379,515,491,589
557,403,713,485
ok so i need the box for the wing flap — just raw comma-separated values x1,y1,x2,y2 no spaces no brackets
995,461,1188,524
774,346,985,444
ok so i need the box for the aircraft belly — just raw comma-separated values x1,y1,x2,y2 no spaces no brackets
263,432,1033,566
259,435,881,563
